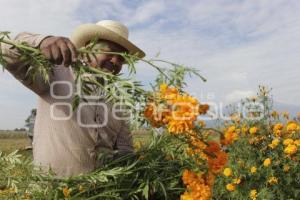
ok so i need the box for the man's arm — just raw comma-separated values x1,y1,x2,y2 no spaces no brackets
1,32,51,95
1,32,77,95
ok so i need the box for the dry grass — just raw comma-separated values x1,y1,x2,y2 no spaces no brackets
0,130,151,154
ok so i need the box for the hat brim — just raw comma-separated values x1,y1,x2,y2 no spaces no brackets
70,24,145,58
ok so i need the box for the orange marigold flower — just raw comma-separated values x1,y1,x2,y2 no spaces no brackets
207,151,228,173
181,170,212,200
222,126,238,145
198,104,209,115
205,141,221,153
283,138,294,146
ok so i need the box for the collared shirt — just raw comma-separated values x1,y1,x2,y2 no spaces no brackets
1,32,133,177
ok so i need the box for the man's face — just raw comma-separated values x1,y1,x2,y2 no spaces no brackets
85,40,127,75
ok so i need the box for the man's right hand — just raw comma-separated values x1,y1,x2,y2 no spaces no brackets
39,36,78,66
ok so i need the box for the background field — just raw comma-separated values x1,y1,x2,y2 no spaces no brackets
0,130,151,155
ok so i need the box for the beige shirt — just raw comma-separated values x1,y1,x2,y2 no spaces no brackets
1,32,133,177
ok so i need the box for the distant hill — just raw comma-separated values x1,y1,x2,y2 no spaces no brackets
203,101,300,128
273,102,300,117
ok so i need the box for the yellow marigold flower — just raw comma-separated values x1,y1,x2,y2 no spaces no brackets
242,125,248,134
283,138,294,146
233,178,241,184
268,138,280,149
271,111,279,119
283,165,290,172
284,144,298,155
294,139,300,146
263,158,271,167
282,111,289,119
226,183,236,191
159,83,168,92
287,122,297,132
249,127,258,135
180,192,193,200
223,168,232,177
63,187,70,198
250,189,257,200
273,123,283,130
198,120,206,127
78,185,84,192
268,176,278,185
250,166,257,174
227,126,236,133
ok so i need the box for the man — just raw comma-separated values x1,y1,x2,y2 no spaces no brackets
25,109,37,150
1,20,145,177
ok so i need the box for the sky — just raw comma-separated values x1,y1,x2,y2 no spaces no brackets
0,0,299,129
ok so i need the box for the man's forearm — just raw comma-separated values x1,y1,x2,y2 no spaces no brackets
1,32,51,95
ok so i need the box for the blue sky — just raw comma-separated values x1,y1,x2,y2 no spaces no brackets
0,0,299,129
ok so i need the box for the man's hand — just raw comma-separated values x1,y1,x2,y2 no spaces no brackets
39,36,77,66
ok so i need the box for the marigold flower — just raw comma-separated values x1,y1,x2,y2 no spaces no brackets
263,158,271,167
181,170,212,200
294,139,300,146
205,141,221,153
268,138,280,149
268,176,278,185
222,126,238,145
287,122,297,132
283,165,290,172
198,104,209,115
249,127,258,135
198,120,206,127
159,83,168,92
63,187,70,198
271,111,279,119
284,144,297,155
223,168,232,177
78,185,84,192
283,138,294,146
233,178,241,184
250,166,257,174
207,151,228,173
226,183,236,191
250,189,257,200
282,111,289,119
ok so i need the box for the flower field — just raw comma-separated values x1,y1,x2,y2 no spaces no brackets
0,32,299,199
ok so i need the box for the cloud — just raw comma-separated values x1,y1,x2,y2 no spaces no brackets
225,90,255,103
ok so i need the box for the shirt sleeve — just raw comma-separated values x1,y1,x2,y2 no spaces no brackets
0,32,52,95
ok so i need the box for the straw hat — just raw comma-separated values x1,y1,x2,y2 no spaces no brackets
70,20,145,58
